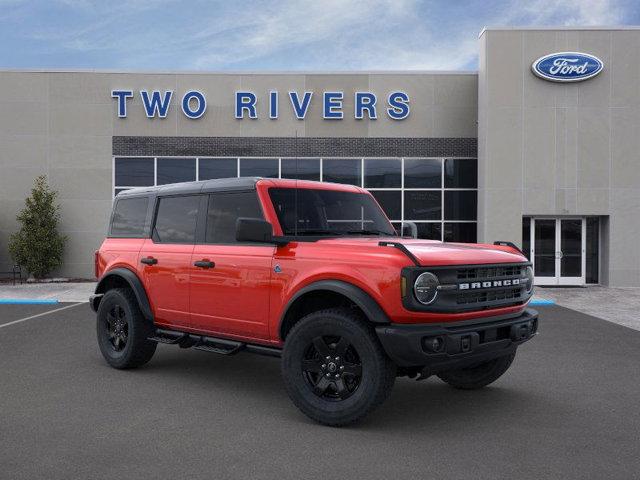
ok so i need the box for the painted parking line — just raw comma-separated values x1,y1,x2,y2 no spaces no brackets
0,302,84,329
0,299,59,305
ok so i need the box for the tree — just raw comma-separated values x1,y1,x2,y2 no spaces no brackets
9,175,67,279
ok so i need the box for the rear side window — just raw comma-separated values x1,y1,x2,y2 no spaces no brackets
206,192,263,244
153,195,200,243
110,197,149,237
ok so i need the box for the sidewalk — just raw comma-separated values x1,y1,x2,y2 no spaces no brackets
535,286,640,331
0,282,96,303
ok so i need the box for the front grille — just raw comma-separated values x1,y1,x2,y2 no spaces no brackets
402,262,533,313
457,286,523,305
454,265,527,308
457,265,524,280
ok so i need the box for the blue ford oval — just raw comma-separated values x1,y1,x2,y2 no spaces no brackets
532,52,603,82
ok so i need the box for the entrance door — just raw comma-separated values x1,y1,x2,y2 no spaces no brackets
531,218,586,286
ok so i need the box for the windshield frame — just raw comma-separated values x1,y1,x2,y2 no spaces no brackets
267,186,397,240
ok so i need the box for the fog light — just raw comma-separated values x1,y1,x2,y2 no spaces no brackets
424,336,445,353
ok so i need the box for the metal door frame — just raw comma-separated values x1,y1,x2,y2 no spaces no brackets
531,217,586,286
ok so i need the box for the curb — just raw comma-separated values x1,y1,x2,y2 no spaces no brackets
530,299,555,306
0,299,59,305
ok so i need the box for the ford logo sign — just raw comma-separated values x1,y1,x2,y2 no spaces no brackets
532,52,603,82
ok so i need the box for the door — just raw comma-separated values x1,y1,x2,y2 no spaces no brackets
139,195,201,328
531,218,586,286
189,191,274,341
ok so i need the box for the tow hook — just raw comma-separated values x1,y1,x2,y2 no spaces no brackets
511,322,533,341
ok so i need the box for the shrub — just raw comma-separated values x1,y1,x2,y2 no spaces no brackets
9,175,67,279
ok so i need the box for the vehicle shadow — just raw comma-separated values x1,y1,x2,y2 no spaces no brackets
133,346,560,432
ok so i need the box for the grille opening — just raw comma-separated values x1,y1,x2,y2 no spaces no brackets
456,287,523,305
457,266,523,281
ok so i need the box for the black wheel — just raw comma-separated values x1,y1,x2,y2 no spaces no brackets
281,308,396,426
437,352,516,390
96,288,157,369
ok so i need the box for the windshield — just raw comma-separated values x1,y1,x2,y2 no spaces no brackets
269,188,396,237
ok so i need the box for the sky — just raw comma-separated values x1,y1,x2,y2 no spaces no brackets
0,0,638,71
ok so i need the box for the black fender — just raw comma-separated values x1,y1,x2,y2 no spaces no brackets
93,268,154,321
279,280,391,339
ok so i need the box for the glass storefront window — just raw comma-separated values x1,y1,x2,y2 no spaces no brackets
404,191,441,220
157,158,196,185
404,158,441,188
199,158,237,180
114,156,478,243
322,158,361,186
444,158,477,188
281,158,320,181
364,158,401,188
240,158,278,178
522,217,531,260
586,217,599,284
416,222,442,240
444,191,477,220
115,158,154,187
444,222,477,243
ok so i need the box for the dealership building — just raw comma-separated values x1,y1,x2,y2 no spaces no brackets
0,26,639,286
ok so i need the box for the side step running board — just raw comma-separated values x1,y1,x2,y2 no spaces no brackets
148,328,282,358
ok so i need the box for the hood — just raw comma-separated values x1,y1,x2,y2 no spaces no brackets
391,238,526,266
315,236,527,266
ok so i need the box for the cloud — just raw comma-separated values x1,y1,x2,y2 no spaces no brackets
187,0,629,70
508,0,624,26
3,0,634,70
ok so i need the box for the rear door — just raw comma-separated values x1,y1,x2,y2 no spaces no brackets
139,194,203,329
189,191,274,340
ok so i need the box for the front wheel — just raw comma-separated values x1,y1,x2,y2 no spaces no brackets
437,352,516,390
281,308,396,426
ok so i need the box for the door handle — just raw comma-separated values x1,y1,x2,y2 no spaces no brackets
140,256,158,265
194,260,215,269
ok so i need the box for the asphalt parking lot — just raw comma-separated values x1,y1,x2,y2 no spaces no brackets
1,303,639,480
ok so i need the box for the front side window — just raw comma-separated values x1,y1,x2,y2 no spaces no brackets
153,195,200,243
269,188,395,237
206,192,264,244
110,197,149,237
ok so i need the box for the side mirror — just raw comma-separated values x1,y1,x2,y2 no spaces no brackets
236,218,288,245
400,221,418,239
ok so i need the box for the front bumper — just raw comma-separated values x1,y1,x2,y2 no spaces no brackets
376,308,538,372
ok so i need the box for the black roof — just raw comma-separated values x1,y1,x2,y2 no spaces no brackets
117,177,261,198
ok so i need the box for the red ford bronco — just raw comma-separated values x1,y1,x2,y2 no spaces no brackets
91,178,537,426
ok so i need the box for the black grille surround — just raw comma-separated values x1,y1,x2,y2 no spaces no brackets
401,262,533,313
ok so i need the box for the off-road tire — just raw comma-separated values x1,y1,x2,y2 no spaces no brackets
96,288,157,369
437,352,516,390
281,308,396,426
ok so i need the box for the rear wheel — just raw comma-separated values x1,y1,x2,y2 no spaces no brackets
282,308,396,426
437,352,516,390
96,288,157,369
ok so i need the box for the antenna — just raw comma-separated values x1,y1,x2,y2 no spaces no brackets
294,129,299,237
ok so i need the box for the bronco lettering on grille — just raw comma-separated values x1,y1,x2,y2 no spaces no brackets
459,279,520,290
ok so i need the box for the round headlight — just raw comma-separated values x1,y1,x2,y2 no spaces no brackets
525,266,534,294
414,272,439,305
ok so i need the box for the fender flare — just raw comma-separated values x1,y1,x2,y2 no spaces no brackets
94,268,154,321
279,280,391,338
